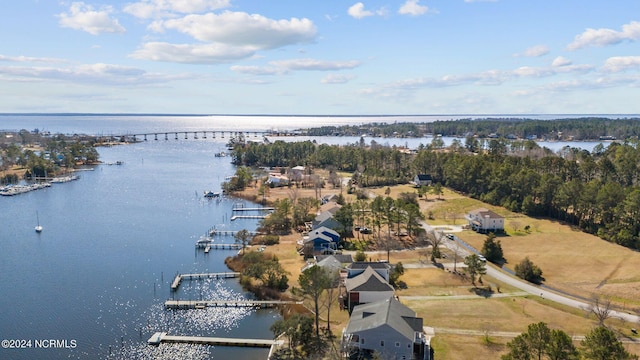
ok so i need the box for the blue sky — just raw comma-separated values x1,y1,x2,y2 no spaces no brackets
1,0,639,115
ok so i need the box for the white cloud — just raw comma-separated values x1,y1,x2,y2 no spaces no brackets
0,55,66,64
514,45,549,57
130,42,257,64
602,56,640,73
348,3,374,19
270,58,361,71
398,0,428,16
230,65,285,75
321,74,356,84
552,56,572,67
58,2,125,35
154,12,317,50
123,0,231,19
0,63,172,85
361,61,596,98
567,21,640,50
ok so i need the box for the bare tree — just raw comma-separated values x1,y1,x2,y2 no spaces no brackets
427,230,445,262
451,238,462,273
587,295,613,326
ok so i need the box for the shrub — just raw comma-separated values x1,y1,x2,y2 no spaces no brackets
515,257,543,284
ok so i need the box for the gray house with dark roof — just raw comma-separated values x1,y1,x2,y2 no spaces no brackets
342,296,432,360
345,266,394,313
347,261,391,282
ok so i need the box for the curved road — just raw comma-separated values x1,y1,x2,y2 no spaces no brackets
421,222,640,325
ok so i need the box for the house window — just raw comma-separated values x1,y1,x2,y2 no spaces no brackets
361,338,365,345
380,340,384,347
395,342,400,347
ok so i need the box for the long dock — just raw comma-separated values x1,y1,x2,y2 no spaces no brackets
232,206,274,212
164,300,302,309
207,229,262,236
171,272,240,291
195,242,246,250
230,215,267,221
147,331,281,348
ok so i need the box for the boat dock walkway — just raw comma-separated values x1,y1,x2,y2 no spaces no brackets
195,242,246,250
147,331,282,348
207,229,262,237
171,272,240,291
230,215,267,221
164,299,302,309
232,206,274,212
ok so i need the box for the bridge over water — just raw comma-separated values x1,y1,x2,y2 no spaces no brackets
96,129,300,142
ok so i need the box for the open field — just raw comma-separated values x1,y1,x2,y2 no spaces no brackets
237,178,640,358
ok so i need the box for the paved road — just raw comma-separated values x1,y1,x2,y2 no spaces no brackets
420,221,640,325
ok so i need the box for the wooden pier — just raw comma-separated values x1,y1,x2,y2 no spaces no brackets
207,229,262,237
164,299,302,309
232,206,275,212
230,215,267,221
195,242,246,250
171,272,240,291
147,331,282,348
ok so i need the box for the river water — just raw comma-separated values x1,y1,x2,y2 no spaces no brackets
0,114,620,359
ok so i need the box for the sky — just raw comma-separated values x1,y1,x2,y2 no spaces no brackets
1,1,640,115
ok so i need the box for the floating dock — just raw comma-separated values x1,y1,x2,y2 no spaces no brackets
164,299,302,309
147,331,281,348
170,272,240,291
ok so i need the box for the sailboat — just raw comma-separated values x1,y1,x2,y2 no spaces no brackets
35,211,43,233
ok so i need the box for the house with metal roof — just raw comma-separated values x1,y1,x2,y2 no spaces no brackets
342,296,432,360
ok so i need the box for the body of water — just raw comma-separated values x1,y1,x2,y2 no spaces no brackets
0,138,278,359
0,114,628,359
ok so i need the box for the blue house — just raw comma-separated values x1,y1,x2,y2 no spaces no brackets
303,226,340,258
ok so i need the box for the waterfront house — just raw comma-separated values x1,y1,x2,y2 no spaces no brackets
413,174,432,187
312,210,343,231
302,226,340,258
347,261,391,282
266,173,289,187
342,296,432,360
466,208,504,233
344,266,394,313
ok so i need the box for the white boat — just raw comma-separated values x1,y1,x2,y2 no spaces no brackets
35,211,43,233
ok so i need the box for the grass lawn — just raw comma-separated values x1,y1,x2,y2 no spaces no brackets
235,180,640,358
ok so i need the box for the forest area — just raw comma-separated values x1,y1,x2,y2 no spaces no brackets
231,119,640,251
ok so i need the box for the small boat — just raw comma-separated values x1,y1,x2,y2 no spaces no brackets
204,191,220,198
35,211,43,233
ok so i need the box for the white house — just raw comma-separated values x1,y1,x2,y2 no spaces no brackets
413,174,432,187
466,208,504,233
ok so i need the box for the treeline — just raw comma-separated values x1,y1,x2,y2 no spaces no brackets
0,136,100,180
427,117,640,140
232,139,640,250
300,117,640,141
